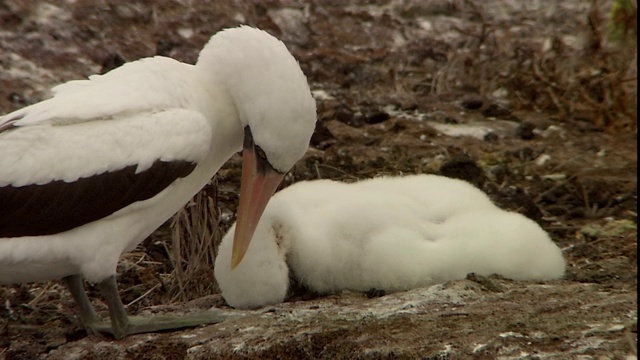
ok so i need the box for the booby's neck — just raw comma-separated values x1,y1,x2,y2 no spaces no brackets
193,69,244,161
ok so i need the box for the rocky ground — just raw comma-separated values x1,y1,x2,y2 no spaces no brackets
0,0,637,359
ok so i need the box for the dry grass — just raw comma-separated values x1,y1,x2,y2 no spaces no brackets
166,179,222,302
435,0,637,131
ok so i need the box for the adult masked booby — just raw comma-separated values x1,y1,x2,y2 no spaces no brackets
214,175,566,309
0,26,317,338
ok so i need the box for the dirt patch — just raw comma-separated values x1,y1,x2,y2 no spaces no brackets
0,0,636,359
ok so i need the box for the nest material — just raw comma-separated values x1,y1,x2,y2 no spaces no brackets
167,179,222,302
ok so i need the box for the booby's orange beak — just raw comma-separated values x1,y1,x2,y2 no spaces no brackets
231,127,284,269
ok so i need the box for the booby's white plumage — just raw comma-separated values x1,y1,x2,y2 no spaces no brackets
214,175,566,309
0,26,316,337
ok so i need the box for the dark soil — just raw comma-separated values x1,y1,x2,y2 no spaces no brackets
0,0,636,359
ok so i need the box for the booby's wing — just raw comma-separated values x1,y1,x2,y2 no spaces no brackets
0,56,194,129
0,109,211,238
0,57,212,238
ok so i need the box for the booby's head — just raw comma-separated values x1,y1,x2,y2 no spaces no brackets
197,26,316,269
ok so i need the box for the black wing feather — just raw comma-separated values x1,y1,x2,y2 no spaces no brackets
0,160,196,237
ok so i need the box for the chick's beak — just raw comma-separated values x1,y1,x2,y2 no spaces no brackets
231,128,284,269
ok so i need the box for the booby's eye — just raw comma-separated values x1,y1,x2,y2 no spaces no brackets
255,146,268,162
253,144,280,175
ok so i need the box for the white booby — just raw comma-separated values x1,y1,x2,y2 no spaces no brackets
214,174,566,309
0,26,317,338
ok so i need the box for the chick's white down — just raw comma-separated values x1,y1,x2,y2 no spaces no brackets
214,174,566,309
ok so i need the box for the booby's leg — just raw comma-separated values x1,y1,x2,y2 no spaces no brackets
97,275,224,339
62,274,105,335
